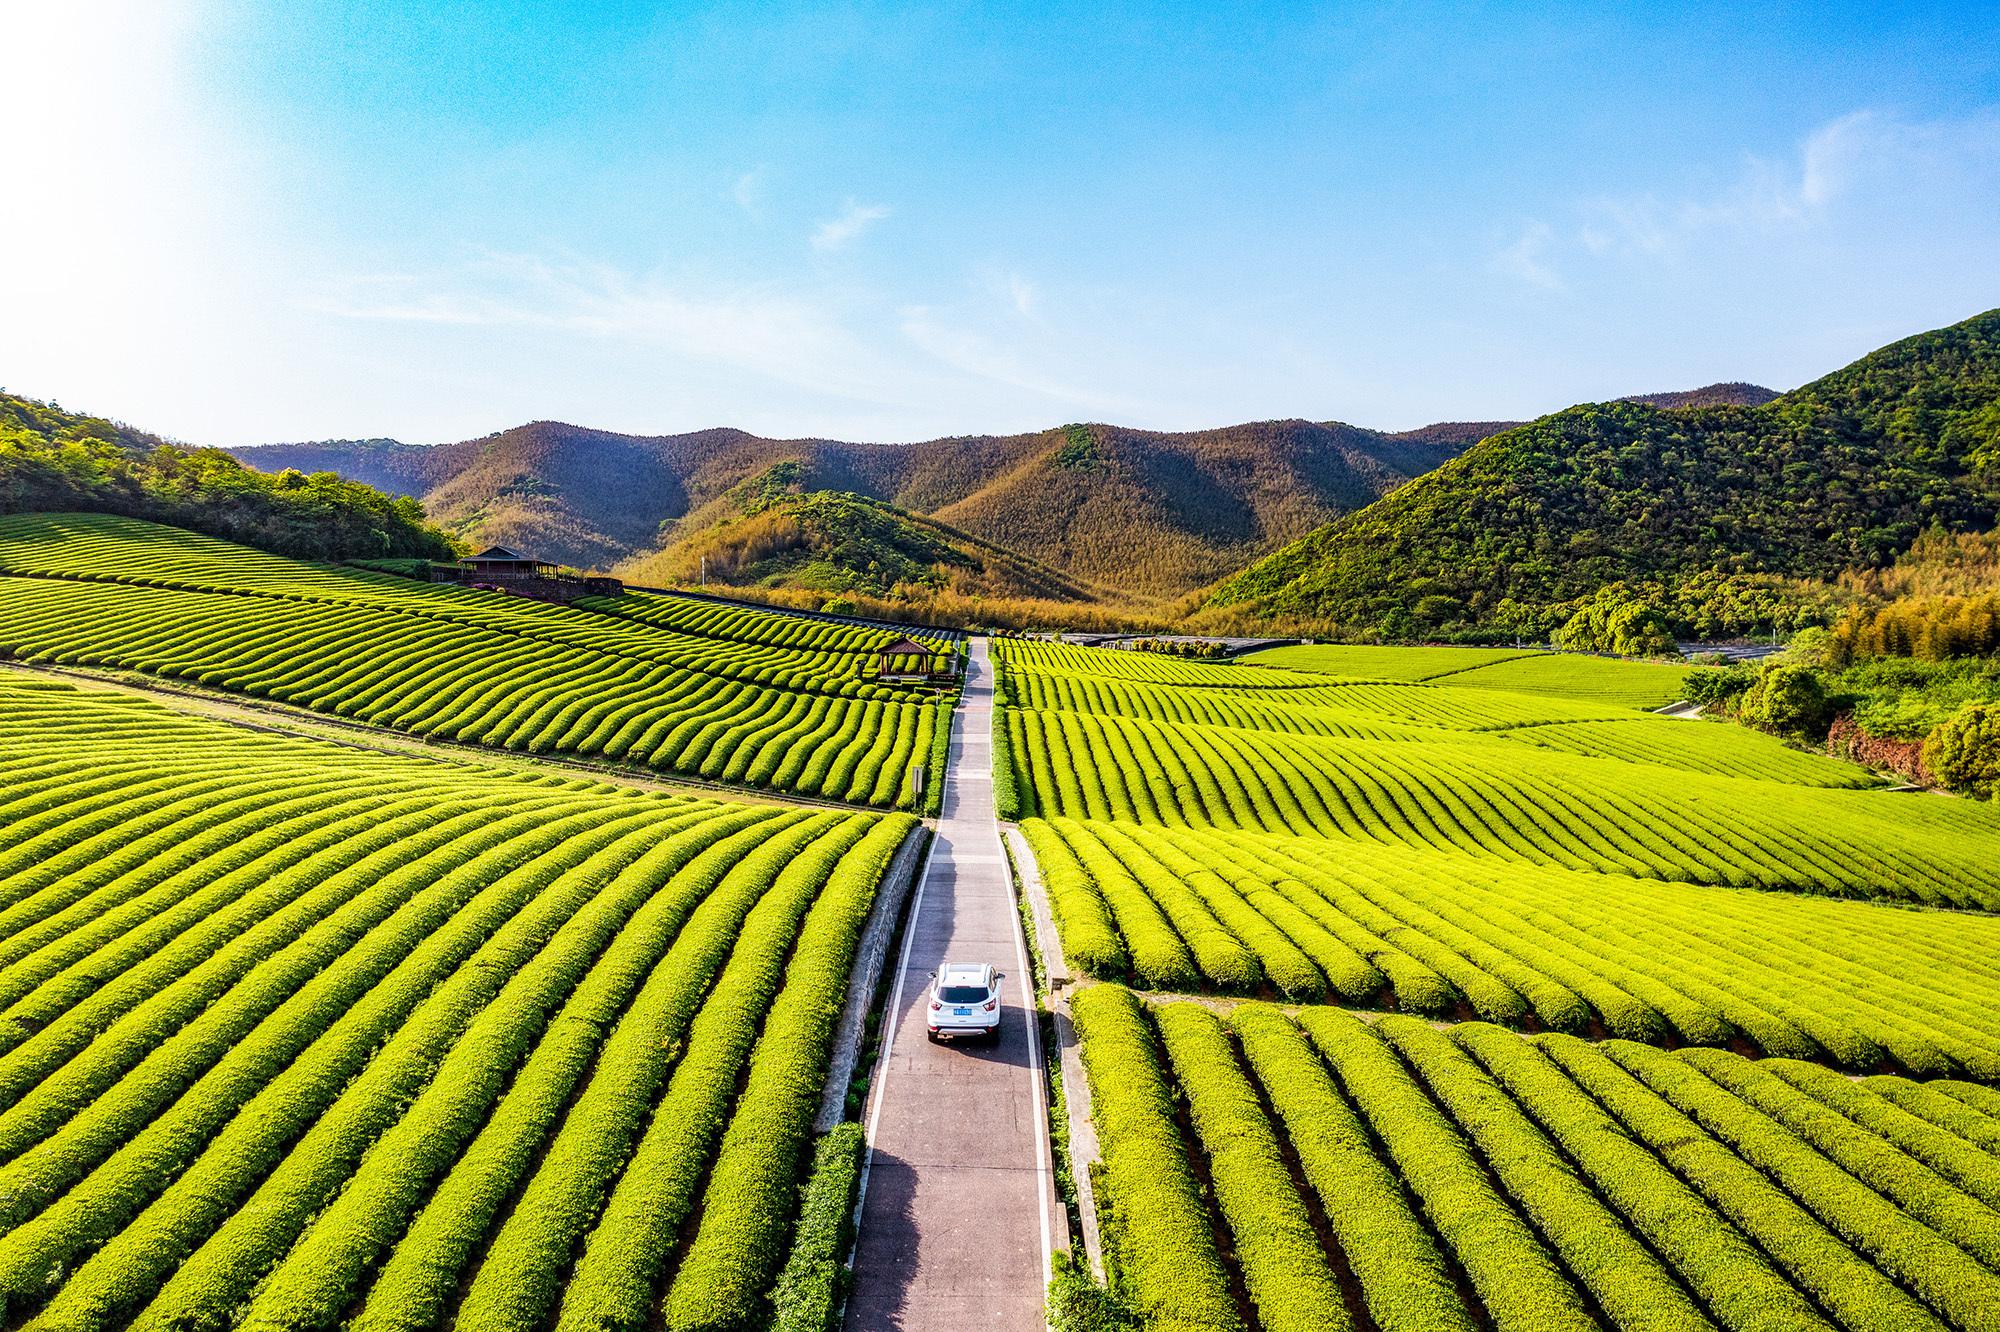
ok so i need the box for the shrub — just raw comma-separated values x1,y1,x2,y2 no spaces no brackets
1068,986,1239,1331
1047,1250,1139,1332
1740,663,1831,738
1154,1004,1346,1332
1923,701,2000,798
768,1123,867,1332
1684,663,1754,708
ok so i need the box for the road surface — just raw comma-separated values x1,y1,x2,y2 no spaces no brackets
846,638,1055,1330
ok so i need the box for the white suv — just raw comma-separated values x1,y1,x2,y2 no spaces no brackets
926,962,1003,1043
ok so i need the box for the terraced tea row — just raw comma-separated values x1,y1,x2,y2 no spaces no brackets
0,674,914,1330
582,586,956,657
1237,642,1539,681
1002,668,1626,738
996,637,1335,688
0,516,944,806
1002,706,1990,902
0,513,927,697
1439,650,1709,708
1076,985,2000,1332
1027,817,2000,1077
1242,643,1709,708
1005,653,1710,733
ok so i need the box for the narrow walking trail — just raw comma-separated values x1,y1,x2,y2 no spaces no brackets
846,638,1055,1330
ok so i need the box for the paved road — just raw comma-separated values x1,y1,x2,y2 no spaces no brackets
847,638,1054,1331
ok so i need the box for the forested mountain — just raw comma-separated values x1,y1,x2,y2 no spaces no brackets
1209,310,2000,636
232,418,1476,595
0,394,457,562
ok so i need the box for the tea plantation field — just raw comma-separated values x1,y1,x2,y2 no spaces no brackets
998,637,2000,1080
0,513,951,807
1019,637,2000,1331
997,638,2000,906
0,671,912,1329
1077,984,2000,1332
1241,642,1703,707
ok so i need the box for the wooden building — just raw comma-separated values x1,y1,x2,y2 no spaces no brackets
876,637,938,683
460,546,556,579
430,546,621,604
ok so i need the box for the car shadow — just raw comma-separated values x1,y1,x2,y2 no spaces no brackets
843,1143,923,1332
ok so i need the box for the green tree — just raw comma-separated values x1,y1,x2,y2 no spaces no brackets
1684,664,1754,709
1740,663,1832,738
1605,602,1676,657
1923,702,2000,798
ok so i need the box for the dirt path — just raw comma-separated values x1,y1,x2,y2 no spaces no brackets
845,639,1057,1330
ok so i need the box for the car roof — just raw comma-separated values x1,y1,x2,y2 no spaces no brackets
938,962,991,984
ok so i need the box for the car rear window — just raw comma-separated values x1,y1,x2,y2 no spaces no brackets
940,985,988,1003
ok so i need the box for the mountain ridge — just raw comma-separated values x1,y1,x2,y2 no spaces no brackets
229,381,1779,597
230,416,1477,595
1207,312,2000,637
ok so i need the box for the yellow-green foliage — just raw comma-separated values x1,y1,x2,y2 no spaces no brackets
1036,815,2000,1076
0,673,911,1329
0,513,950,807
1243,643,1537,680
1445,650,1714,708
997,638,1998,906
1085,993,2000,1332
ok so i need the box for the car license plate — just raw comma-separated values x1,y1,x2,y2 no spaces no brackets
953,1007,971,1017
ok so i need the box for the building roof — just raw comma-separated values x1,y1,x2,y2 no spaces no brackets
467,546,535,562
879,636,931,656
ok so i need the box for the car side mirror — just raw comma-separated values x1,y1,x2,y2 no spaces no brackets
995,972,1005,980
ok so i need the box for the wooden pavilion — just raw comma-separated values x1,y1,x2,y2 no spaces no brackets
876,637,938,683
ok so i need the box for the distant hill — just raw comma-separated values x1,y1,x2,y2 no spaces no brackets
0,394,457,562
622,462,1099,603
1208,311,2000,636
1619,382,1780,409
232,418,1475,596
1383,420,1522,447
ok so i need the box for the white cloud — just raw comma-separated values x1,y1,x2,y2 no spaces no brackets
972,265,1042,317
811,199,891,251
1497,107,2000,282
319,251,907,402
732,165,768,216
898,304,1137,415
1493,221,1563,289
1008,272,1039,316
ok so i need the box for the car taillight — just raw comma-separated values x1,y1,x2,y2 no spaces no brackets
929,1000,942,1011
982,998,999,1011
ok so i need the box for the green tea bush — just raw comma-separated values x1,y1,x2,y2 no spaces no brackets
769,1124,866,1332
0,513,952,806
1069,985,1239,1331
1155,1004,1347,1332
1079,997,1998,1332
0,677,911,1331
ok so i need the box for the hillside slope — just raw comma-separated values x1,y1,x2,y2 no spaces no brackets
1210,310,2000,634
0,394,457,561
618,463,1098,602
1619,382,1779,409
233,418,1472,594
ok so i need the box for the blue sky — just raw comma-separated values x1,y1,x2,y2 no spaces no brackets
3,2,1997,446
